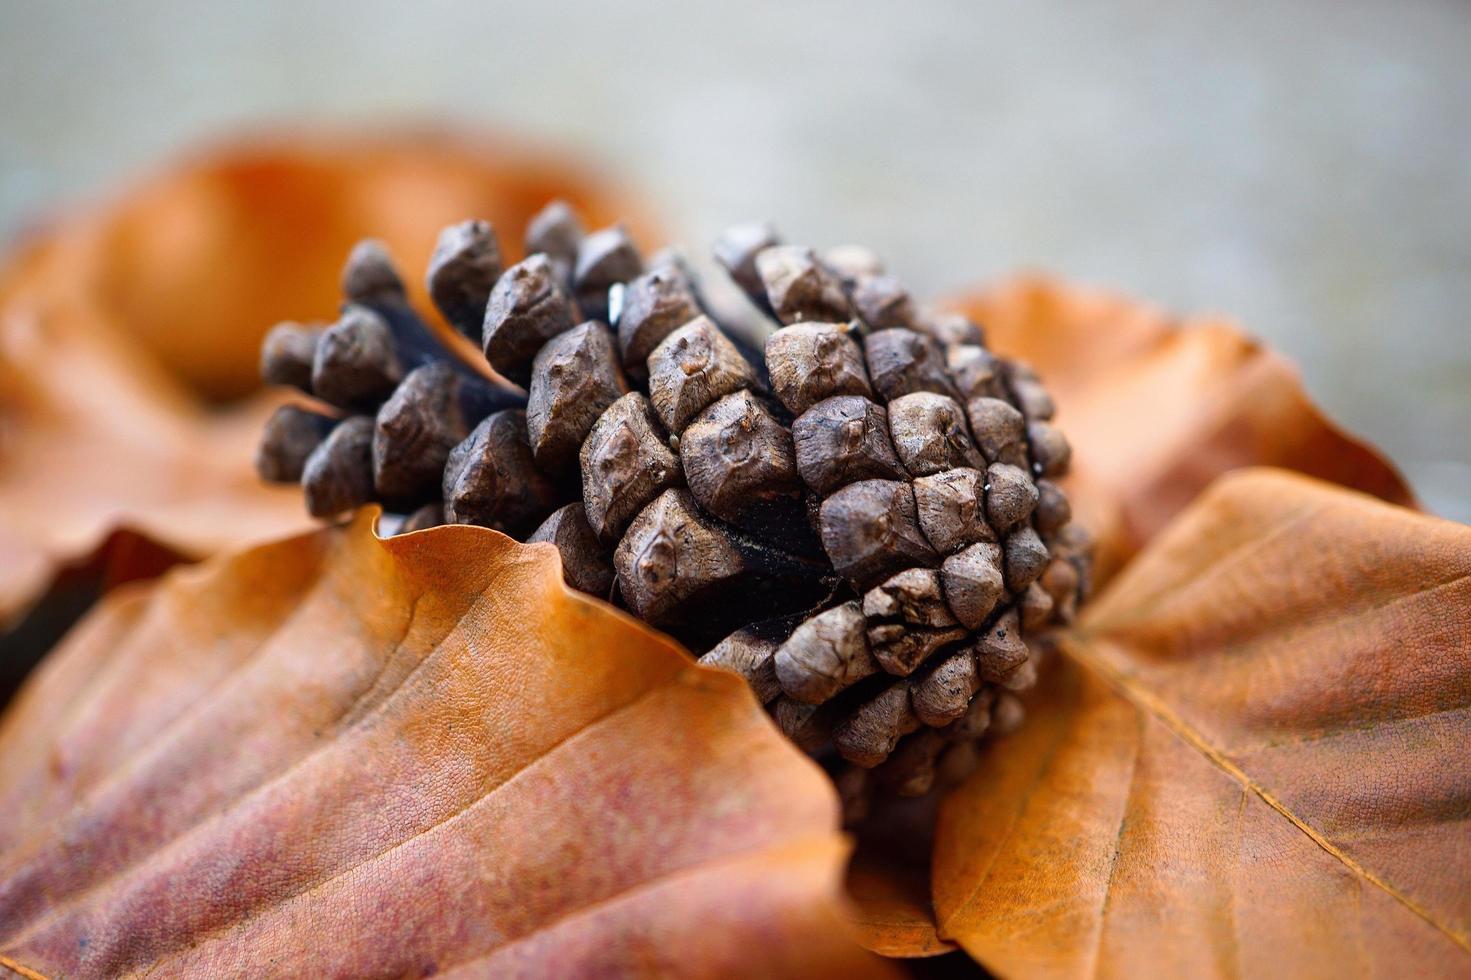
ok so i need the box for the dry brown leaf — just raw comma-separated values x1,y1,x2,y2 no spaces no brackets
841,276,1417,960
957,279,1415,585
10,129,651,402
934,468,1470,977
839,790,957,959
0,529,182,709
0,511,888,979
0,129,649,626
846,849,955,959
0,293,308,626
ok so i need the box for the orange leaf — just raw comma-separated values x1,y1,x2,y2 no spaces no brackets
0,129,650,625
0,298,309,626
846,847,955,959
0,529,182,708
838,790,957,959
956,280,1415,585
934,468,1470,976
0,512,888,978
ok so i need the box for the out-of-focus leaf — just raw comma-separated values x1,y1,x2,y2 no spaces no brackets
957,279,1415,584
0,129,649,626
0,293,309,627
847,850,955,959
841,792,956,959
0,511,887,979
0,529,182,708
10,129,648,402
934,468,1470,977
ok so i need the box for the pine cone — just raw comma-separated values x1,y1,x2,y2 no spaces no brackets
694,230,1091,812
256,202,1093,817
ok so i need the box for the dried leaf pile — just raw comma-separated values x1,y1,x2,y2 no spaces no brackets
1,130,1465,980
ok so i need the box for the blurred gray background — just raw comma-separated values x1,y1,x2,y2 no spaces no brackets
2,0,1467,520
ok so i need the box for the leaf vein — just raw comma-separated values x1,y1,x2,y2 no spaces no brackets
1061,628,1471,957
1085,709,1145,980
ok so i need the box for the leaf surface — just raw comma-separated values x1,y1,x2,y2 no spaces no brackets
846,848,955,959
0,129,646,625
934,468,1471,977
0,513,885,979
957,280,1415,585
845,277,1417,960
